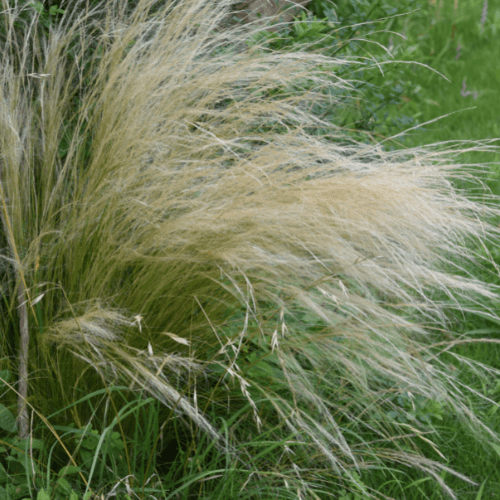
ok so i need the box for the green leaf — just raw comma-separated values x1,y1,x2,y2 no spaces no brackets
58,465,82,476
28,438,46,451
0,370,11,386
475,480,487,500
81,430,100,451
490,442,500,458
0,404,17,433
49,5,65,15
57,477,72,494
0,463,8,484
80,450,93,464
29,1,44,14
37,489,51,500
418,414,432,424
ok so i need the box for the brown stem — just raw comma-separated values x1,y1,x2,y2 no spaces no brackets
15,267,29,440
0,169,30,440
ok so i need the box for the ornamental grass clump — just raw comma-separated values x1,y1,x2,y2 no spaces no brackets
1,0,500,497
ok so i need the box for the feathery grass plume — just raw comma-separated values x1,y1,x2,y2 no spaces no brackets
1,0,500,497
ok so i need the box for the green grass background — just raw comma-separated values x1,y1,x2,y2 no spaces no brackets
333,2,500,496
324,1,500,496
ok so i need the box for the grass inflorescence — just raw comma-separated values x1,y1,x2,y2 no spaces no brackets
0,0,500,498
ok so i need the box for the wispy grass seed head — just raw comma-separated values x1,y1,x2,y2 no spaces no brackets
1,0,500,497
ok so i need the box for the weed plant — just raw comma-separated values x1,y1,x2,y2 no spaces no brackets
1,0,500,499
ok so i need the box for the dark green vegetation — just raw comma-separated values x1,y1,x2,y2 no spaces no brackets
0,0,500,498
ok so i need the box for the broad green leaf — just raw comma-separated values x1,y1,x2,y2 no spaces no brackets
28,438,46,451
58,465,82,476
0,404,17,433
57,477,72,494
37,490,51,500
0,370,10,386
